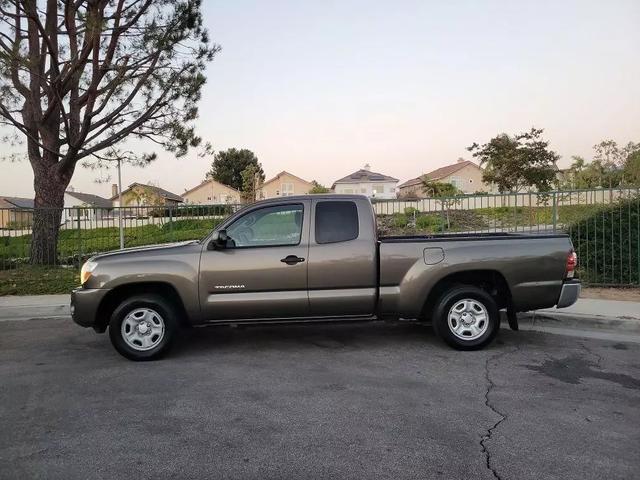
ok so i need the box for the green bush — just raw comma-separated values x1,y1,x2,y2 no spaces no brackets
161,218,220,232
404,207,419,216
393,213,409,228
569,197,639,284
416,214,445,232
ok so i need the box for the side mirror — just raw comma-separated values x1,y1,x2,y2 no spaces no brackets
208,229,228,250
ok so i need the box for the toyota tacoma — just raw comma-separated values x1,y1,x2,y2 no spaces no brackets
71,195,580,360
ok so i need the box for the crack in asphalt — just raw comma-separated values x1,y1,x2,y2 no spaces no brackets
580,342,603,368
480,346,518,480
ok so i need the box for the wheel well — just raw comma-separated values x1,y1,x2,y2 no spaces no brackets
95,282,189,332
421,270,511,320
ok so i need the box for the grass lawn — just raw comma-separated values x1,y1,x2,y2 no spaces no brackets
1,218,220,266
0,266,79,296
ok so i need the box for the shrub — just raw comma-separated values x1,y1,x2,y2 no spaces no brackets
416,214,444,232
569,197,639,284
404,207,419,216
393,213,408,228
161,218,220,232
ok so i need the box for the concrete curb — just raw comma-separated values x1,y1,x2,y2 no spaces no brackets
501,311,640,343
519,311,640,332
1,294,639,343
0,294,70,321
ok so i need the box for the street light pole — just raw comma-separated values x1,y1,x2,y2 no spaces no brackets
117,158,124,249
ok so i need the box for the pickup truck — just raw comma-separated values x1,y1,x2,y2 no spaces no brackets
71,194,580,360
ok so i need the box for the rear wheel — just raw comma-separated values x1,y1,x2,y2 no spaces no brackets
432,285,499,350
108,294,178,361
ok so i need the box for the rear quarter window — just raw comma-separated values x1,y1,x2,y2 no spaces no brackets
315,201,359,244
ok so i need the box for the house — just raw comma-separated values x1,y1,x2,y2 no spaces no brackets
111,182,183,207
397,159,490,198
257,171,314,199
0,197,34,229
62,189,113,224
331,164,399,199
182,178,241,204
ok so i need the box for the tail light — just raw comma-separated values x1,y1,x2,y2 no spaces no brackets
565,250,577,279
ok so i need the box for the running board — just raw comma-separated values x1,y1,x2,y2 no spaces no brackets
198,314,378,327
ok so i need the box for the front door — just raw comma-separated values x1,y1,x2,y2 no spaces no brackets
199,201,310,321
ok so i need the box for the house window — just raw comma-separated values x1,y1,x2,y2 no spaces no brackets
343,188,354,194
361,188,367,193
450,177,461,189
372,185,385,195
281,183,294,196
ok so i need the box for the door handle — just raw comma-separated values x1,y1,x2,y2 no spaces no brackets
280,255,305,265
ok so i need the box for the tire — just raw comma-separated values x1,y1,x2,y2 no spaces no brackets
108,294,178,361
432,285,499,350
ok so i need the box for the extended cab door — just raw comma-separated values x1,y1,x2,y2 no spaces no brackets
307,198,377,316
199,200,310,320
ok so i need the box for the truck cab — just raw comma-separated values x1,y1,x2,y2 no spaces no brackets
199,196,378,321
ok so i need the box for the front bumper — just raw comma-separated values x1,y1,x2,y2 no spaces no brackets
556,280,581,308
71,287,108,329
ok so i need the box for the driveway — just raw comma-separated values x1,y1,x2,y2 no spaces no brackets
0,319,638,479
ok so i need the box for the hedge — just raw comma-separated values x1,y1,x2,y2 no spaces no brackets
569,197,639,285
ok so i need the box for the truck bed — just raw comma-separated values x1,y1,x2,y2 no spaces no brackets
377,232,573,318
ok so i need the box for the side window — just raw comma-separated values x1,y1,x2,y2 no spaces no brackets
226,204,303,247
315,201,359,244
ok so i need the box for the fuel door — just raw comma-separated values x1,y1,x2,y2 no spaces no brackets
423,247,445,265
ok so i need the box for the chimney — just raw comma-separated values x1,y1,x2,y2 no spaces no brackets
112,183,118,197
457,157,465,164
363,163,371,171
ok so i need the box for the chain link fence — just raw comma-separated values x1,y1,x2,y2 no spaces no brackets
1,187,638,286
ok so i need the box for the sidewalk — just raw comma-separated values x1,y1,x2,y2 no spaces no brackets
1,294,639,336
539,298,640,321
516,298,640,341
0,294,70,320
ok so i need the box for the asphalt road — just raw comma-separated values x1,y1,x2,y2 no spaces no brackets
0,318,639,480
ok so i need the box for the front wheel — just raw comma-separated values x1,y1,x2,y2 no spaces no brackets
432,285,499,350
108,294,178,361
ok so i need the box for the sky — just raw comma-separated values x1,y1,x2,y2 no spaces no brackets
1,0,639,198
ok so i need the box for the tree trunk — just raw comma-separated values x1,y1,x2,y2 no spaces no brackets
30,165,69,266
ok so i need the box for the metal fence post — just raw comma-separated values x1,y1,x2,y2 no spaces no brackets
552,192,558,232
76,211,82,266
169,206,174,242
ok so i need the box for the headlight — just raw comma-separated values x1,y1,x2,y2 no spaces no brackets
80,260,98,285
